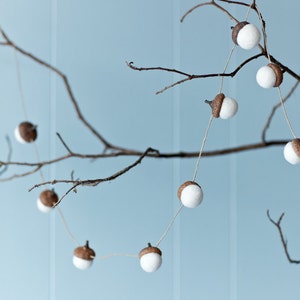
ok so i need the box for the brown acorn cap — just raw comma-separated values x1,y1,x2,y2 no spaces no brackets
39,189,59,208
74,241,96,261
267,63,283,87
18,121,38,142
205,93,225,118
232,21,249,45
291,139,300,158
139,243,162,259
177,181,201,200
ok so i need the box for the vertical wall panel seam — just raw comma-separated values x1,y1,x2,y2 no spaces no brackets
172,0,181,299
50,0,57,299
228,8,238,300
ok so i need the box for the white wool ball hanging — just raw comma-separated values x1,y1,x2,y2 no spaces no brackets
283,139,300,165
139,244,162,273
37,189,59,213
14,121,38,144
205,93,238,120
256,63,283,88
178,181,203,208
232,21,260,50
73,241,96,270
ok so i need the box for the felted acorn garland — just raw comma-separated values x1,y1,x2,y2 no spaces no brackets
12,3,299,275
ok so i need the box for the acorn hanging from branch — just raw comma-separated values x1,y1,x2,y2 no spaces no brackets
256,63,283,88
73,241,96,270
139,243,162,273
178,181,203,208
232,21,261,50
14,121,38,143
205,93,238,119
284,139,300,165
37,189,59,213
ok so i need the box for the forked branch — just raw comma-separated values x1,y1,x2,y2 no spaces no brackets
267,210,300,264
29,147,159,205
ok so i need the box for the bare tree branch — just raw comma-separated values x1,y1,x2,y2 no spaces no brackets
127,53,264,94
28,147,159,205
0,27,120,151
0,139,291,181
0,5,296,184
0,0,299,275
0,136,13,176
181,0,239,23
129,1,300,96
267,210,300,264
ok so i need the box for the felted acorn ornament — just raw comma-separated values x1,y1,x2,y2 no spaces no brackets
73,241,96,270
14,121,38,143
178,181,203,208
205,93,238,119
232,21,260,50
256,63,283,88
283,139,300,165
139,243,162,273
37,189,59,213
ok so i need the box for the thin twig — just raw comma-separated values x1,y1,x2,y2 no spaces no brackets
128,53,264,94
0,136,13,176
56,132,74,154
28,147,159,197
262,80,300,142
267,210,300,264
0,165,43,182
181,0,239,23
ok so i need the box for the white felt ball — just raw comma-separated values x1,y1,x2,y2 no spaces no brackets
73,256,93,270
36,197,52,213
140,252,162,273
237,23,260,50
180,184,203,208
284,141,300,165
219,97,238,119
256,65,277,88
14,126,26,144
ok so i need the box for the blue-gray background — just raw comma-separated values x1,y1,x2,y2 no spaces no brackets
0,1,299,299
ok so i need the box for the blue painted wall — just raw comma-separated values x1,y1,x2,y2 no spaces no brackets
0,1,299,299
